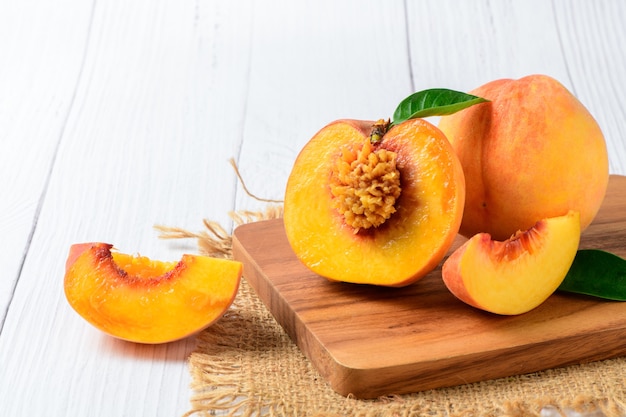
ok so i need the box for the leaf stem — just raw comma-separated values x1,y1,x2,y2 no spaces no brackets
369,119,391,144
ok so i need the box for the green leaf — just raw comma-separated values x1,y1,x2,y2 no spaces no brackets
391,88,489,126
558,249,626,301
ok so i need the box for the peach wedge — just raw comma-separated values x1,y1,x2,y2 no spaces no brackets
64,242,242,344
442,211,580,315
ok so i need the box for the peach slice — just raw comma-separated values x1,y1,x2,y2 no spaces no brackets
442,211,580,315
64,242,242,344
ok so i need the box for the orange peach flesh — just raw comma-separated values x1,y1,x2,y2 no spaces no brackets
284,119,465,287
64,243,242,344
442,211,580,315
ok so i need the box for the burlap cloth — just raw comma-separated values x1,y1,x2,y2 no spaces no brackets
159,208,626,417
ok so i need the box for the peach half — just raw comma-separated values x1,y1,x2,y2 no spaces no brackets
64,242,242,344
284,118,465,287
442,211,580,315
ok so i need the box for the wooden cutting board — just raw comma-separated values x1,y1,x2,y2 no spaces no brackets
232,175,626,399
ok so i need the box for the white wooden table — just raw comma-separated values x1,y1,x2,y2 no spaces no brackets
1,1,624,415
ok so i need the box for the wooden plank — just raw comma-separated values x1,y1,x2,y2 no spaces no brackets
553,0,626,175
233,175,626,399
0,0,93,325
405,0,571,94
0,1,252,416
234,0,411,213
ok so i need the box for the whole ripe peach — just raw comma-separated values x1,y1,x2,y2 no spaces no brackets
438,74,609,241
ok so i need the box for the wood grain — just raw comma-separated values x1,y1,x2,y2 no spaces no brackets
233,175,626,399
0,0,94,326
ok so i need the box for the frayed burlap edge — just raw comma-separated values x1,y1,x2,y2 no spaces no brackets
157,207,625,417
155,206,284,260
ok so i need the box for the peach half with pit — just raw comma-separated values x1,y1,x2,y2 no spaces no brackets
441,211,581,315
64,242,242,344
284,118,465,287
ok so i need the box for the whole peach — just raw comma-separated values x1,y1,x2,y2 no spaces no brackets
438,74,609,241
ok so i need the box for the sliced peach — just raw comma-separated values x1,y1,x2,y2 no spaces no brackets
64,242,242,344
442,211,580,315
284,118,465,287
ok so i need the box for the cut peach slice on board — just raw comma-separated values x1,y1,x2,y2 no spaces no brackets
442,211,581,315
64,242,241,344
